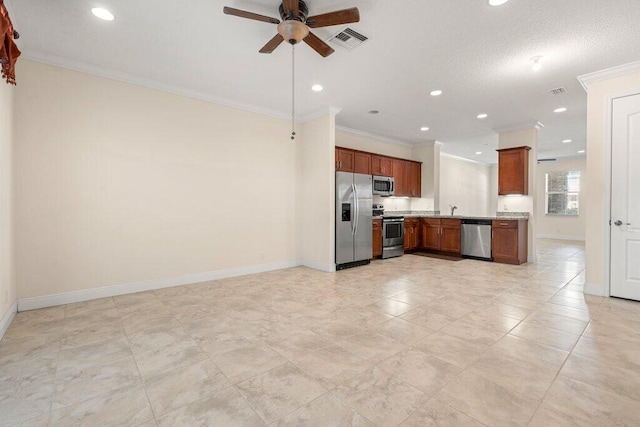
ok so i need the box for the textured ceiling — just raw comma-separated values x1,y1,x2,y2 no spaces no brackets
8,0,640,163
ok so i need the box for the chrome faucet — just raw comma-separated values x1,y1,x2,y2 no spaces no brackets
450,204,458,216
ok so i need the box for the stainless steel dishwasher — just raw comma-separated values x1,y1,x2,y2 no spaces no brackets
461,219,493,261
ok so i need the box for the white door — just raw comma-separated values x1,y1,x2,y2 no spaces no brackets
611,93,640,300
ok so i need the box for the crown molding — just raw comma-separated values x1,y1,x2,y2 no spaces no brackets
578,60,640,92
21,51,301,122
298,106,342,123
335,126,414,148
440,152,487,165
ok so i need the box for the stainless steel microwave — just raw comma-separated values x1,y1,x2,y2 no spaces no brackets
373,175,395,196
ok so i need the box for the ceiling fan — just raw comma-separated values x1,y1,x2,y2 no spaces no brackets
223,1,360,57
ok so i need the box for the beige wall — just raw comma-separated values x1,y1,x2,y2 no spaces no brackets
0,82,15,321
584,71,640,290
439,155,492,217
14,60,298,300
536,156,586,240
299,113,336,271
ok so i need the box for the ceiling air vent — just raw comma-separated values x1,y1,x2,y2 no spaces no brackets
328,27,368,50
549,87,568,96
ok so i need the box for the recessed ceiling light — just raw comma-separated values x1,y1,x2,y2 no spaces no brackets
476,151,483,155
554,107,568,113
562,139,572,143
578,150,586,154
530,56,543,72
477,113,488,119
368,110,380,115
420,127,430,132
91,7,114,21
430,90,442,97
311,84,323,92
488,0,509,6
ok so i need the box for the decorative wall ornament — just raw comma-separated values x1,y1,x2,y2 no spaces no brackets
1,0,20,84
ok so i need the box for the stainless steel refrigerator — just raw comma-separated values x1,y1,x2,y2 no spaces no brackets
336,171,373,270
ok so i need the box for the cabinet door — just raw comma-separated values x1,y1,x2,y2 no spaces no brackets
498,147,530,195
372,155,393,176
372,220,383,257
336,148,355,172
441,220,461,254
420,219,441,250
410,223,419,249
411,162,422,197
492,226,519,264
392,159,406,196
354,152,371,175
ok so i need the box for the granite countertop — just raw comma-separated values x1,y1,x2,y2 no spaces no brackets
372,211,529,221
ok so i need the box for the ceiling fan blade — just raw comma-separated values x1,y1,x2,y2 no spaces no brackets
259,34,285,54
307,8,360,28
223,7,280,24
283,0,299,18
304,32,335,57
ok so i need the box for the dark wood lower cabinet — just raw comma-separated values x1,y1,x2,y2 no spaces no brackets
492,220,528,264
404,218,419,252
440,219,462,253
372,219,382,258
419,218,461,255
371,216,527,264
420,218,441,251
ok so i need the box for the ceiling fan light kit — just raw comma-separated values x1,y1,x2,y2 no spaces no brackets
278,20,309,45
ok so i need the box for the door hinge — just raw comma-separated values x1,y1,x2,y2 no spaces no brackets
609,219,611,226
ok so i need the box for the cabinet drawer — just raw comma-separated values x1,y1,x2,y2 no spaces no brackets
492,220,518,229
441,219,461,227
405,217,418,225
373,219,382,229
422,218,441,226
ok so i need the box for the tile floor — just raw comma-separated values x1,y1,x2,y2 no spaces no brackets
2,239,640,426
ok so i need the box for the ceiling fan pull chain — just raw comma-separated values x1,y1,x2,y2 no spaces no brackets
291,44,296,140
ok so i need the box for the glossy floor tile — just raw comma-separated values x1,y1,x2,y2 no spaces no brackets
2,239,640,426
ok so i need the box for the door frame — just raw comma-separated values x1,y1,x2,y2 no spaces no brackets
603,89,640,297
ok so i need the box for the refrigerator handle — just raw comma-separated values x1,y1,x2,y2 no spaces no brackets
351,183,357,235
353,182,359,236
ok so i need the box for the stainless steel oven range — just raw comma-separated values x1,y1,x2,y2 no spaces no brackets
382,216,404,259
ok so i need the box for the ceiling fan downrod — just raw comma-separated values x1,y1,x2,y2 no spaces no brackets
291,44,296,140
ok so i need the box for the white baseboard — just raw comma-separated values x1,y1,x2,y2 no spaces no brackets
537,234,586,242
0,300,18,341
301,259,337,273
17,260,300,312
584,282,607,296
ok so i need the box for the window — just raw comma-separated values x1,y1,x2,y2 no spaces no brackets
545,171,580,215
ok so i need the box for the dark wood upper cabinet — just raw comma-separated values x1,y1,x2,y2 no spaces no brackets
406,161,422,197
353,152,371,175
371,155,393,177
392,159,406,196
335,148,355,172
497,146,531,195
335,148,421,197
